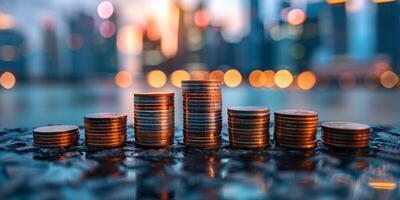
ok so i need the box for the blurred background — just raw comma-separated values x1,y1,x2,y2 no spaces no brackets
0,0,399,128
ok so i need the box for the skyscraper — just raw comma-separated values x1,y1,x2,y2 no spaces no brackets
376,1,400,72
0,29,27,80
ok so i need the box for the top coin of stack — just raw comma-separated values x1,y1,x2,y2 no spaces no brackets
182,80,222,148
228,106,270,149
321,121,370,149
134,92,175,148
274,109,318,149
33,125,79,148
84,113,127,148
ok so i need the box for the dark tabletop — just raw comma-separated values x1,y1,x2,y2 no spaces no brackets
0,125,399,200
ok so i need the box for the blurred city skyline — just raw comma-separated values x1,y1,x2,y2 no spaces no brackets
0,0,399,91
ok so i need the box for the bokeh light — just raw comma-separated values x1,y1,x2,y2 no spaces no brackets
115,70,132,88
248,70,266,88
287,8,306,26
263,70,275,88
194,10,209,28
274,69,293,89
99,20,115,38
224,69,242,88
117,25,143,55
147,70,166,88
0,71,16,89
373,0,396,3
339,72,356,90
67,34,83,50
190,70,209,80
170,70,190,88
97,1,114,19
209,70,224,84
380,71,399,89
368,180,397,190
326,0,347,4
296,71,317,90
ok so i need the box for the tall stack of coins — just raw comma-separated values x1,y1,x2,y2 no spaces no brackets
33,125,79,148
321,121,370,149
228,106,270,149
134,92,175,148
182,80,222,148
84,113,127,148
274,109,318,149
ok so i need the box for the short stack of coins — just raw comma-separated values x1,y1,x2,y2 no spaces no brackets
321,121,370,149
182,80,222,148
228,106,270,149
33,125,79,148
274,109,318,149
134,92,175,148
84,113,127,148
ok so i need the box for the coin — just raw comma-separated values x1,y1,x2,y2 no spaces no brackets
273,109,318,150
33,125,80,148
228,106,270,149
84,113,127,148
134,92,175,148
321,121,370,149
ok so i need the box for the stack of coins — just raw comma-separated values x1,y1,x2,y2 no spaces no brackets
134,92,175,148
182,80,222,148
228,106,270,149
33,125,79,148
84,113,127,148
274,109,318,149
321,121,370,149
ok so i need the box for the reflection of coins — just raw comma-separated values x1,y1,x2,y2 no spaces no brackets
182,80,222,148
33,125,79,148
228,106,270,149
84,113,127,148
134,92,175,148
274,109,318,150
321,121,370,149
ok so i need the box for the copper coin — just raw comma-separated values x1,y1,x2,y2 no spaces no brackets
33,125,79,135
275,109,318,118
228,106,269,113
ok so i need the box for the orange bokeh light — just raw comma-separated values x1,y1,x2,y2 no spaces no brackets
0,71,16,89
248,70,266,88
117,25,143,55
115,70,132,88
263,70,275,88
326,0,347,4
287,8,306,26
368,180,397,190
170,70,190,88
147,70,166,88
373,0,396,3
380,71,399,89
190,70,209,80
296,71,317,90
274,69,293,89
224,69,242,88
209,70,224,84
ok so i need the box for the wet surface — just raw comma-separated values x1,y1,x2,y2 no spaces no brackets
0,125,400,199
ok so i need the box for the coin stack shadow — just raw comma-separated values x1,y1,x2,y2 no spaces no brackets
182,80,222,148
228,106,270,149
274,109,318,149
321,121,370,149
33,125,79,148
84,113,127,148
134,93,175,148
